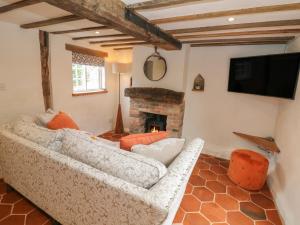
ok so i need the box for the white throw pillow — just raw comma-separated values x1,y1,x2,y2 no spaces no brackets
132,138,185,166
60,129,167,188
36,109,57,126
12,120,64,151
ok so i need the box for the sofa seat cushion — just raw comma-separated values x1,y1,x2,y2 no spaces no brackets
120,132,168,151
60,129,167,188
132,138,185,166
12,120,64,151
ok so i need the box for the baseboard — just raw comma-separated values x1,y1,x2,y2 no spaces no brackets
267,174,289,225
201,143,232,159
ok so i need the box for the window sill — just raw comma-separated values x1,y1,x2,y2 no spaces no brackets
72,90,108,97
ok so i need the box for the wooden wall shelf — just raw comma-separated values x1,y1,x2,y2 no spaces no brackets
233,132,280,154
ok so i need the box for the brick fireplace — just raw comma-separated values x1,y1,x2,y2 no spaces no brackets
125,88,185,137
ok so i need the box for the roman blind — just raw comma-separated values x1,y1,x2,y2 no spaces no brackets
72,52,105,67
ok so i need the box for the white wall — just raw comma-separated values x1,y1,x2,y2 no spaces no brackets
50,35,118,134
0,21,119,135
269,37,300,225
183,45,285,158
131,44,285,159
0,22,44,123
116,49,133,131
132,45,189,92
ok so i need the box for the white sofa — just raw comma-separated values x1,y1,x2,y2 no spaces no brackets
0,124,204,225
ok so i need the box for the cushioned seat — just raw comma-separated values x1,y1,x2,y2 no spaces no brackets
120,131,168,151
228,149,269,191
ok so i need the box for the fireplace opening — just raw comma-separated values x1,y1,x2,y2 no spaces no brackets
144,112,167,133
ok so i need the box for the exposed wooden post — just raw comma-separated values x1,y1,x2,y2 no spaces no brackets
39,30,52,111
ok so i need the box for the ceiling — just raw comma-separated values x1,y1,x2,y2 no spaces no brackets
0,0,300,50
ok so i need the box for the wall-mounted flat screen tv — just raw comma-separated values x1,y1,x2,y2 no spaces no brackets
228,52,300,99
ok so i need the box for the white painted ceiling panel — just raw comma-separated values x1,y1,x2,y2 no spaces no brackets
0,0,299,48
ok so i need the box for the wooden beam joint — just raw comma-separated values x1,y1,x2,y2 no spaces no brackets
124,8,182,49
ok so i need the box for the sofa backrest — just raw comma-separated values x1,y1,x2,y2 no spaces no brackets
0,129,168,225
60,129,168,189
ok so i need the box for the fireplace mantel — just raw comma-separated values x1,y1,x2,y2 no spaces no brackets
125,87,184,104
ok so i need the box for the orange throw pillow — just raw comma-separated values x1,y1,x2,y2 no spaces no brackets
47,112,79,130
120,132,168,151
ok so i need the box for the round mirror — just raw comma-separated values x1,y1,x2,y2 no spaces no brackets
144,53,167,81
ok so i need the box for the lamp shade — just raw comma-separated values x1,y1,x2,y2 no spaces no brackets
112,62,132,74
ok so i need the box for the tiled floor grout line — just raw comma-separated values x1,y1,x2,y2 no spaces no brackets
0,154,283,225
174,154,283,225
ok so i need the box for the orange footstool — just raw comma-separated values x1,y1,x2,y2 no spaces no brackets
228,149,269,191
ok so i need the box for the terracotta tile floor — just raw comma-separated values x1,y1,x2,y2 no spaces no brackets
0,180,52,225
0,154,283,225
173,154,283,225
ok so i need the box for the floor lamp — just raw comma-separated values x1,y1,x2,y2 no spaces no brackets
112,62,131,134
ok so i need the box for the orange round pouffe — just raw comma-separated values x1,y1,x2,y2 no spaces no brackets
228,149,269,191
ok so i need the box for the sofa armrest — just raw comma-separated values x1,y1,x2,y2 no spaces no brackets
149,138,204,209
0,130,167,225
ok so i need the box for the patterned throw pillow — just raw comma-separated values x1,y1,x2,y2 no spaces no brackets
132,138,186,166
12,120,64,151
60,129,167,188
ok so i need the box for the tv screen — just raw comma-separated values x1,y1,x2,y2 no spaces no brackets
228,52,300,99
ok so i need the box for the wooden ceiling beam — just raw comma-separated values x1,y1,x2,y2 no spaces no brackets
168,19,300,34
0,0,42,14
74,34,130,41
89,38,139,44
176,29,300,39
114,47,133,51
183,36,295,44
43,0,181,50
20,15,81,29
153,3,300,24
101,42,149,47
191,41,288,47
51,25,109,34
127,0,208,10
65,44,108,58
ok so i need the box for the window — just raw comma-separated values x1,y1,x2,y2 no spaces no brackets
72,64,105,93
71,51,106,95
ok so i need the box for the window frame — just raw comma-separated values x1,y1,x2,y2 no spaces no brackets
72,63,107,96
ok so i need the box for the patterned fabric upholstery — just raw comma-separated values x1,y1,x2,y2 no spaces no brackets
0,128,204,225
12,120,64,151
60,129,167,188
